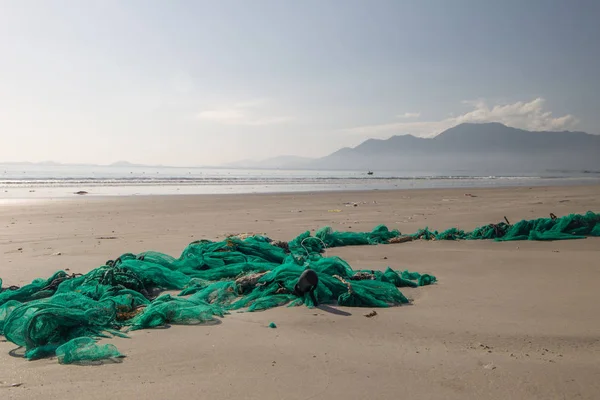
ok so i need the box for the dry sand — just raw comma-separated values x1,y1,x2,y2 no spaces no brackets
1,185,600,399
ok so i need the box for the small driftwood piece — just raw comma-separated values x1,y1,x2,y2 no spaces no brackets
388,236,413,244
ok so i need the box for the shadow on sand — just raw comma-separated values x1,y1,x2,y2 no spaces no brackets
316,304,352,316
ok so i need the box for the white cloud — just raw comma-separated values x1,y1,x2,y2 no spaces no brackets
397,112,421,119
196,98,292,126
343,98,578,138
453,98,578,130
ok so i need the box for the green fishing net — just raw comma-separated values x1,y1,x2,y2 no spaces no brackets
406,211,600,241
1,211,598,365
56,337,123,365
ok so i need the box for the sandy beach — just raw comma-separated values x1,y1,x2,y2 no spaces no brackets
1,185,599,400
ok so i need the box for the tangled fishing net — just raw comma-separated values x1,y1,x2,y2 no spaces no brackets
408,211,600,242
1,211,598,365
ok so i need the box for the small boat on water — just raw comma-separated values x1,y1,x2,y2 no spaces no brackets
367,171,374,175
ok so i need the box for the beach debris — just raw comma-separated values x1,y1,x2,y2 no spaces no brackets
116,305,146,321
0,381,22,388
52,252,62,256
235,272,268,294
227,232,266,240
74,191,88,195
275,285,291,294
350,271,376,281
268,322,277,329
17,248,22,251
464,193,477,197
1,212,598,366
271,240,290,253
96,236,118,240
328,209,342,212
388,236,413,244
364,310,378,318
483,363,496,370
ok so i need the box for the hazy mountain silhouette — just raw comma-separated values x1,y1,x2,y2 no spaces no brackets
271,123,600,172
3,123,599,173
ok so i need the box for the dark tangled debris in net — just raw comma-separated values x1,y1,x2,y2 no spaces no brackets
1,211,598,365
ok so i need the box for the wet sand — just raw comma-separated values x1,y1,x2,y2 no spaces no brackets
1,185,599,399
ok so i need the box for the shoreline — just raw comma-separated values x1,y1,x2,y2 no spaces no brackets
1,178,599,203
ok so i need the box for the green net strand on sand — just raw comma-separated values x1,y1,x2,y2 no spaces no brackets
56,337,123,365
400,211,599,242
128,294,219,330
288,224,403,255
0,270,72,305
497,212,600,241
0,300,21,335
1,211,598,365
2,293,118,350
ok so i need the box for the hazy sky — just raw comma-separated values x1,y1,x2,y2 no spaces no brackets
1,0,599,166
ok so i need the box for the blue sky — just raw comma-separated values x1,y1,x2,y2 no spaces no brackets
1,0,598,166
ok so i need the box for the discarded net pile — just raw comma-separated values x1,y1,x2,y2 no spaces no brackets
408,211,600,242
1,211,598,365
0,226,435,365
286,212,600,254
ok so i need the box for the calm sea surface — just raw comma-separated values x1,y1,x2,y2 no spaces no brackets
1,164,598,200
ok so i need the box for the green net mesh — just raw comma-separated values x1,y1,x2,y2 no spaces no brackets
1,211,598,365
406,211,600,242
55,337,123,365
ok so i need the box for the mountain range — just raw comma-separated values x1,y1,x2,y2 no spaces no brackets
3,123,599,173
230,122,600,172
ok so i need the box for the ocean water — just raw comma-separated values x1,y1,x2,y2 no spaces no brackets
1,164,599,200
